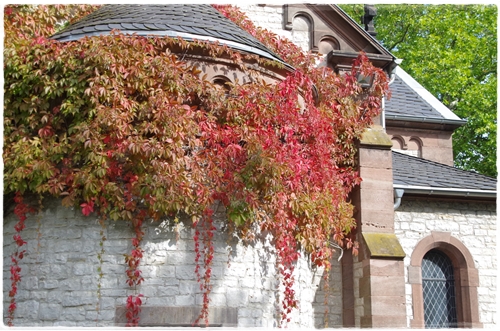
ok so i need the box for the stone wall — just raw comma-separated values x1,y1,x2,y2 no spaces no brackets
386,126,455,166
239,4,311,53
238,5,292,40
3,198,343,327
394,198,497,328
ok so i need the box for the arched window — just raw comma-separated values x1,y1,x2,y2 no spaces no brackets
213,76,231,92
292,15,312,52
422,249,458,328
318,36,340,55
408,232,481,328
391,135,422,158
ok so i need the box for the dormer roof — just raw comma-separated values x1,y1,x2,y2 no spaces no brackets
385,67,466,129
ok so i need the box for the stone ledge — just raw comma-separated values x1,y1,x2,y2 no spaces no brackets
359,128,393,149
362,232,406,259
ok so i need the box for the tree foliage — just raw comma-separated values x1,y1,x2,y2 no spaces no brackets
4,4,389,326
341,4,497,176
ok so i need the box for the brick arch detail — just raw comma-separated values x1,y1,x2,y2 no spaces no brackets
409,136,424,148
391,135,407,150
408,232,482,328
284,6,340,53
408,136,423,157
212,75,232,85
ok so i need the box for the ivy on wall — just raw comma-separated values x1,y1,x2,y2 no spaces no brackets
3,4,389,326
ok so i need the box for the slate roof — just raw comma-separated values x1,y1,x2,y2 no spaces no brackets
51,4,287,66
386,74,443,119
392,151,496,194
385,67,466,126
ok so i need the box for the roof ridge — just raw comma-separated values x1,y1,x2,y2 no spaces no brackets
392,76,442,119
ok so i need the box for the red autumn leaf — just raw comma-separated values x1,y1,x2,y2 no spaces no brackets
80,200,94,216
13,235,26,247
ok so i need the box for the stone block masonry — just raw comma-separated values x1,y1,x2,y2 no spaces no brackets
395,199,496,328
3,198,343,327
238,4,291,40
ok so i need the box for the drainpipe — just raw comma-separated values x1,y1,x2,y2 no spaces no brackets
394,188,405,210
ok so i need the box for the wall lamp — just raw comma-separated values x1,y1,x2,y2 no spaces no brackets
356,72,375,89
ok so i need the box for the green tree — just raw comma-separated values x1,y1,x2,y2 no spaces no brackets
341,4,497,176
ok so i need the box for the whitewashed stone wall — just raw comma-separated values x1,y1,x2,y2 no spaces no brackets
239,4,311,53
394,199,497,328
3,198,343,327
238,4,329,77
238,5,292,40
352,254,363,328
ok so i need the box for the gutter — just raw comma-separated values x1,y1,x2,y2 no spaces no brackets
385,114,467,126
393,184,496,199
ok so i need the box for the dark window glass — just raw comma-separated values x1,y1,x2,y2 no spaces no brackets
422,249,458,328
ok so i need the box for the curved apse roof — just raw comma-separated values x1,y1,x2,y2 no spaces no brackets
51,4,289,68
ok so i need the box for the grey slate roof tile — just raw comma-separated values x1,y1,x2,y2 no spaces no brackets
150,23,165,29
50,4,285,65
121,23,136,30
392,151,496,191
95,24,110,31
385,74,445,120
108,24,122,30
82,26,96,33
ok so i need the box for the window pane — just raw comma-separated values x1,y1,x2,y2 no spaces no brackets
422,250,458,328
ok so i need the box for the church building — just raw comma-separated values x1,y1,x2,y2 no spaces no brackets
3,4,496,328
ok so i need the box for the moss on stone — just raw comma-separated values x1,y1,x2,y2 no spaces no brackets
362,232,406,258
360,128,393,148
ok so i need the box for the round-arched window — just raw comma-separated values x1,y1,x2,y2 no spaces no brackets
422,249,458,328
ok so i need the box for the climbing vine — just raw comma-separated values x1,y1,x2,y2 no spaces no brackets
193,210,216,326
4,4,389,327
95,216,106,325
124,212,145,326
6,193,31,326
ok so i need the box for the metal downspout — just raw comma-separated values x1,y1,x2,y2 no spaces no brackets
394,188,405,210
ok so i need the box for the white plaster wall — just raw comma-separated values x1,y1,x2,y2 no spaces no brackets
3,198,342,327
394,199,497,328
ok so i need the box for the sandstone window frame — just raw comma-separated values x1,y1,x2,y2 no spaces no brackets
408,232,482,328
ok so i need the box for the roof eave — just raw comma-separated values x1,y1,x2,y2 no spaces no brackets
385,114,466,130
327,50,397,75
52,30,294,71
393,184,497,199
